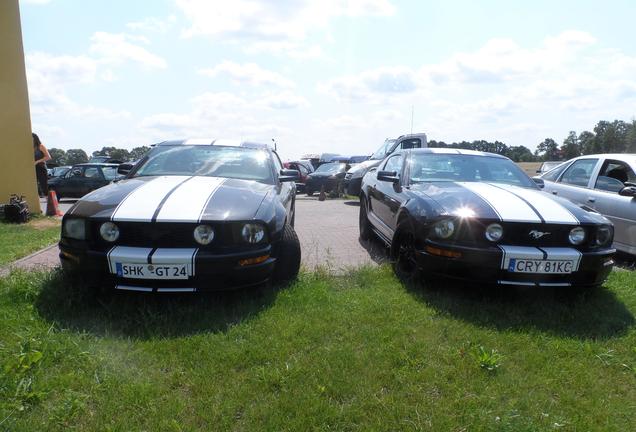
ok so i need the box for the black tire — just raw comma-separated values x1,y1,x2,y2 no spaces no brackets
273,224,301,283
392,227,421,286
306,189,314,196
359,196,373,241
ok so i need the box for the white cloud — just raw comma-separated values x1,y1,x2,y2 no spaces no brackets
175,0,395,56
259,91,309,110
321,66,419,102
126,16,176,33
89,32,167,69
20,0,52,4
198,61,295,88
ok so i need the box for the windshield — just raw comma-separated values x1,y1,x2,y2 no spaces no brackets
315,163,346,174
409,153,535,187
370,139,396,160
133,145,273,183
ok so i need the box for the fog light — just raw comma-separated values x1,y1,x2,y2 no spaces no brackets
99,222,119,242
193,225,214,245
568,227,586,245
485,223,503,242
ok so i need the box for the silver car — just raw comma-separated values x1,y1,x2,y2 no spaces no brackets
539,154,636,255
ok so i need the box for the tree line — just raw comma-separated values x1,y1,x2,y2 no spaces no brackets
47,146,151,166
429,118,636,162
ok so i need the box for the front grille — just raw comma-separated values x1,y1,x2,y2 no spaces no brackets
88,221,262,250
452,221,602,250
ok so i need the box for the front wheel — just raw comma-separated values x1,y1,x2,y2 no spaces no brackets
392,228,421,286
306,189,314,196
359,196,373,241
273,224,301,284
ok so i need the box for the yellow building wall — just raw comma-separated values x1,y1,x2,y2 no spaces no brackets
0,0,40,213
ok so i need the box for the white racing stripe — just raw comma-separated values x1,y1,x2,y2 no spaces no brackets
107,246,152,273
494,184,579,224
459,182,541,223
155,177,225,222
111,176,190,222
151,248,198,276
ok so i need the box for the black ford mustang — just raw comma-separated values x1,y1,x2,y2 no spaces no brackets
359,148,615,288
59,139,301,292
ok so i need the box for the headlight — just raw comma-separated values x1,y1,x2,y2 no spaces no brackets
193,225,214,245
568,227,586,245
485,223,503,242
62,218,85,240
433,219,455,239
595,226,612,246
241,223,265,243
350,168,366,179
99,222,120,242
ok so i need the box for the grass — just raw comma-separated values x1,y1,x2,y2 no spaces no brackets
0,266,635,431
0,217,60,266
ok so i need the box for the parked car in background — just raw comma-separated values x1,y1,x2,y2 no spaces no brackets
348,155,369,164
305,162,348,196
359,148,615,289
539,153,636,255
89,155,125,164
344,133,427,196
48,165,71,178
59,139,301,292
48,163,121,199
284,160,314,192
537,161,564,174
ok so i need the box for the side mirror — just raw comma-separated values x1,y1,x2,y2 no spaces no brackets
532,177,545,189
377,170,400,183
118,163,133,175
618,186,636,197
279,169,300,182
536,169,542,174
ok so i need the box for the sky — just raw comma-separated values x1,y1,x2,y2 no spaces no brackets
19,0,636,160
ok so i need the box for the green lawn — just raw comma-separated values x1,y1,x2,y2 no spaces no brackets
0,218,60,266
0,267,635,431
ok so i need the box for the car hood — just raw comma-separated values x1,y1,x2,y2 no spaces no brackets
409,181,608,224
68,175,272,222
348,159,380,174
309,172,340,178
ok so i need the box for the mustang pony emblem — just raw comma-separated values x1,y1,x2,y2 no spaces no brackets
529,230,551,239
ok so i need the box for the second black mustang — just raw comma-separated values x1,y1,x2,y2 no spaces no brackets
59,139,301,292
359,148,615,289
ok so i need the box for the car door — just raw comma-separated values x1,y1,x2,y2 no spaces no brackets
369,154,404,235
81,166,106,196
543,157,601,206
586,159,636,254
272,152,295,218
59,166,85,198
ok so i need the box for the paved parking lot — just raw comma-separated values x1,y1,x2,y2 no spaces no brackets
6,196,386,275
294,196,387,271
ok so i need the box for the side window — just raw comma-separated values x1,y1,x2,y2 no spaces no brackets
383,155,403,175
298,165,308,176
560,159,598,187
102,166,119,180
83,167,102,178
399,138,421,150
542,162,569,182
595,160,636,193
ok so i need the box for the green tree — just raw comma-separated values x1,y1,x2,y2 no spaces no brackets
507,145,535,162
593,120,628,153
578,131,596,155
65,149,89,165
535,138,559,161
48,148,67,165
109,148,131,161
561,131,581,159
129,146,151,160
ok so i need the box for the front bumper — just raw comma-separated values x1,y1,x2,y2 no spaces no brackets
59,242,276,292
417,241,615,288
343,176,362,196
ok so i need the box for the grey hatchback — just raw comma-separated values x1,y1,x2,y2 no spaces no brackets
539,154,636,255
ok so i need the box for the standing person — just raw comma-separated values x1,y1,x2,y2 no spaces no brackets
33,133,51,197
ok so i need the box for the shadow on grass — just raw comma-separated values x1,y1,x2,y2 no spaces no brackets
405,278,635,340
35,270,281,340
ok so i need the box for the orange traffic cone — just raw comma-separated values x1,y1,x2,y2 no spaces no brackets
46,190,63,217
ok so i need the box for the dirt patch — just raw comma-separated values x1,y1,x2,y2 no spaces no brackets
30,217,61,230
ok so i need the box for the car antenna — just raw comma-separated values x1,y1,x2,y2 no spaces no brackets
272,138,277,151
410,105,414,135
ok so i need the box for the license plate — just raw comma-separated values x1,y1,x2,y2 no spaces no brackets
508,259,574,274
114,263,190,279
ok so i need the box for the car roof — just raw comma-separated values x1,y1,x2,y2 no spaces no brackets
156,139,272,150
406,148,508,159
575,153,636,160
74,163,119,167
